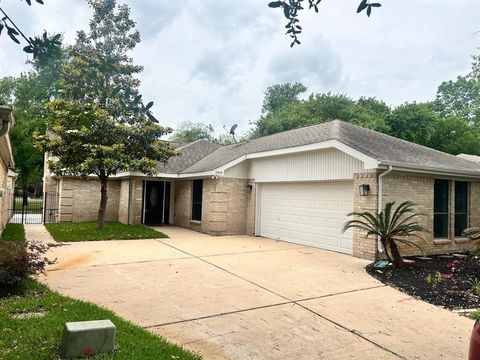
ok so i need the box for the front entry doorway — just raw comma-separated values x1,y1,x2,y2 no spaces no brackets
143,181,171,225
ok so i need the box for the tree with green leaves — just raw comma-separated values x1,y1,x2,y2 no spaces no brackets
170,121,215,143
0,1,62,61
251,86,389,138
261,82,307,115
435,77,480,122
385,102,439,146
428,115,480,156
0,41,65,191
435,51,480,123
35,0,176,230
0,77,16,105
343,201,429,267
268,0,382,47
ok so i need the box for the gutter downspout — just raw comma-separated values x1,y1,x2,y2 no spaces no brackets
377,165,393,253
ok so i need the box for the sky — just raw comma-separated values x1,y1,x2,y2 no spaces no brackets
0,0,478,135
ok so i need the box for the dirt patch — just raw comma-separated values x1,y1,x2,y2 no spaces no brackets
50,253,95,270
367,254,480,310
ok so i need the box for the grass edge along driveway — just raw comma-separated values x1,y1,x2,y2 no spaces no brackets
0,280,200,359
45,222,168,242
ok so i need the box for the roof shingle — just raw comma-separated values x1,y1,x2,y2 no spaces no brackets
163,120,480,176
157,139,220,174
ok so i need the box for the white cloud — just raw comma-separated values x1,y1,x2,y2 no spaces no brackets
0,0,478,132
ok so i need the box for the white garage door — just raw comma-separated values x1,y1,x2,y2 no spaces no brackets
259,182,354,255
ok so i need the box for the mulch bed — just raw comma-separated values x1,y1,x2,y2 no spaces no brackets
366,254,480,310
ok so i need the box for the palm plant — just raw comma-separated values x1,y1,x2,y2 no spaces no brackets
342,201,429,267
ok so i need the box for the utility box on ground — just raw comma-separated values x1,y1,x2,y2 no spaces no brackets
61,320,116,358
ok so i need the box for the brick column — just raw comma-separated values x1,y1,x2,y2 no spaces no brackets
353,170,379,260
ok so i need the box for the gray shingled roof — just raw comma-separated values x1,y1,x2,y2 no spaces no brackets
457,154,480,164
164,120,480,176
157,139,220,174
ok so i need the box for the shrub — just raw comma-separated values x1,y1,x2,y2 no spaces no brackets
0,240,57,287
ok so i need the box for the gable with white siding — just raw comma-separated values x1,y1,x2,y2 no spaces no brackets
223,148,364,182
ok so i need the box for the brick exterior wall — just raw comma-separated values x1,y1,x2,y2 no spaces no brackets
353,170,479,261
174,177,253,236
118,179,130,224
174,179,196,230
58,178,120,222
470,182,480,229
115,177,143,225
130,177,143,225
246,180,256,236
0,154,10,232
353,170,379,260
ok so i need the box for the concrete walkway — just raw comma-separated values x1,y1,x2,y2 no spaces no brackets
38,226,473,360
25,224,56,243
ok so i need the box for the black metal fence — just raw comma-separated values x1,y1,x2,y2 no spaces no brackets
7,192,59,224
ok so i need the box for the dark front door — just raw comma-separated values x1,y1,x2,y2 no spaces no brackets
144,181,165,225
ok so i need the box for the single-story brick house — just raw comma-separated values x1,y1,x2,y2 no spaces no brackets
44,120,480,260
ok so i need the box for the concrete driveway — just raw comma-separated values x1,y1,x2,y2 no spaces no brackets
38,226,473,359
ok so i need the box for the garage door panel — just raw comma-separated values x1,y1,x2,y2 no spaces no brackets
314,200,326,209
342,201,354,211
301,216,313,225
327,200,340,210
302,200,313,208
259,182,353,255
327,218,339,228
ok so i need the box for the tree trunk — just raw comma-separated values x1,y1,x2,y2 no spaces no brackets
98,177,108,231
379,237,394,263
22,184,28,206
387,239,404,267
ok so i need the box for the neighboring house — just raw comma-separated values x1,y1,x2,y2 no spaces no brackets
0,106,15,233
44,120,480,260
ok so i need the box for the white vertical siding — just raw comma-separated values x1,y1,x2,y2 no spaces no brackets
224,148,364,181
224,161,250,178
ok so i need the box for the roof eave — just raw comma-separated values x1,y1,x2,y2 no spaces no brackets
378,161,480,179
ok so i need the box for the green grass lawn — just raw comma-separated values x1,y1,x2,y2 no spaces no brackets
0,280,200,359
1,224,26,243
14,198,43,213
45,222,168,242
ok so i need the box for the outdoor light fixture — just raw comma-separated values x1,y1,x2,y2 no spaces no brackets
246,184,253,191
359,184,370,196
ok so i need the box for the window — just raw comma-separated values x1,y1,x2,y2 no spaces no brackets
434,180,449,238
192,179,203,221
455,181,469,237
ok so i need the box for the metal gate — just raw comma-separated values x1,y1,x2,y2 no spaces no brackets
8,192,59,224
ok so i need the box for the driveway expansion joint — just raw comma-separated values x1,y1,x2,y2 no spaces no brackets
155,239,290,301
153,239,402,359
293,301,406,359
143,285,387,329
143,301,293,329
